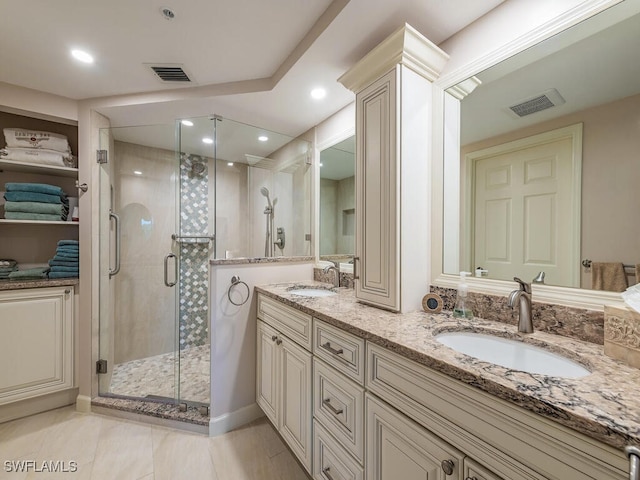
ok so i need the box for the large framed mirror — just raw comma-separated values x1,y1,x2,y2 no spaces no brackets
434,0,640,309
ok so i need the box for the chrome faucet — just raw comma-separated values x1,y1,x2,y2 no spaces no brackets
323,264,340,287
508,277,534,333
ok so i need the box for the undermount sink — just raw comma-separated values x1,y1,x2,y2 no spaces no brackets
435,332,591,378
287,288,337,297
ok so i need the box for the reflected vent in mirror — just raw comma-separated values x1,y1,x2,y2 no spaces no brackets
148,64,192,82
508,89,565,117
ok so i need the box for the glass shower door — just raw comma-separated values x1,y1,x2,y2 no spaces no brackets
98,123,181,402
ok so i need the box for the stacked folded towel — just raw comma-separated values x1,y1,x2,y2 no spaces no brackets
8,266,50,280
1,128,76,168
48,240,79,279
0,259,18,279
3,182,68,221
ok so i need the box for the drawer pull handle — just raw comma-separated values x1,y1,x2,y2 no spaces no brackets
271,335,278,341
441,459,455,475
276,338,282,345
322,398,344,415
322,467,336,480
321,342,344,356
465,477,478,480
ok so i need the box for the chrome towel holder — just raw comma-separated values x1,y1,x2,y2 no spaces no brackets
227,275,250,306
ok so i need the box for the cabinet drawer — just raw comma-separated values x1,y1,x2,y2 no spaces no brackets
313,319,365,384
464,457,504,480
257,294,312,350
313,358,364,463
313,419,364,480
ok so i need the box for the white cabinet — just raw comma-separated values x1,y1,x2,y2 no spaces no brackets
256,295,313,473
366,394,464,480
341,25,448,313
0,286,74,405
463,458,503,480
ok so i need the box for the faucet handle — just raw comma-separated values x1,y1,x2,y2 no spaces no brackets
513,277,531,294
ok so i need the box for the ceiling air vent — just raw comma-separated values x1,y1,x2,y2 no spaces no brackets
508,89,565,117
148,64,191,83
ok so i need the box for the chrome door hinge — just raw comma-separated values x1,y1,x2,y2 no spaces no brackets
96,150,108,164
96,359,108,374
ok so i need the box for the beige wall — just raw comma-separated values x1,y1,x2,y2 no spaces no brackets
319,175,355,255
462,93,640,288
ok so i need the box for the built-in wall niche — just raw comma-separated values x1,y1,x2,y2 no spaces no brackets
441,3,640,295
319,135,355,260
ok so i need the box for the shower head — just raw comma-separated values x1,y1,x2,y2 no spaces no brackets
260,187,272,207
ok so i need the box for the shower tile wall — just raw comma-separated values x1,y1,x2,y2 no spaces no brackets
178,154,211,349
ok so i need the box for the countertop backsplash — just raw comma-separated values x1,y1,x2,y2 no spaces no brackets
431,286,605,345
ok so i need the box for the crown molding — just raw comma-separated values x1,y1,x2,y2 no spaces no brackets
339,23,449,93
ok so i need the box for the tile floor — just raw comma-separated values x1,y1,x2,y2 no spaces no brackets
0,407,310,480
108,345,210,404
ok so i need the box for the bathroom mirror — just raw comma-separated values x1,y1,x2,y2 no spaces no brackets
442,2,640,293
319,135,356,261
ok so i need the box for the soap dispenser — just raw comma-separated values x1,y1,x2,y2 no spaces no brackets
453,271,474,319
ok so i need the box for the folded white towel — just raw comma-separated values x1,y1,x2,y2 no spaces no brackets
3,128,71,153
1,147,71,167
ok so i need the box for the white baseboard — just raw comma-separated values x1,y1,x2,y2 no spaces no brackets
0,388,78,424
75,394,92,413
209,403,264,437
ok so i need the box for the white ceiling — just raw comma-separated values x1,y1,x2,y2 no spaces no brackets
0,0,505,138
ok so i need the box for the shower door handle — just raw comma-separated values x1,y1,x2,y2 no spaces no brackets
164,253,177,287
109,210,121,278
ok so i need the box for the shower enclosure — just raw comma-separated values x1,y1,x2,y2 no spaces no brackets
98,117,215,408
97,115,311,414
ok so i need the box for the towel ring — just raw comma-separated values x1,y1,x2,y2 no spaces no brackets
228,275,250,306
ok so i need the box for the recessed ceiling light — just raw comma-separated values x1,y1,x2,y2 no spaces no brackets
310,88,326,100
181,120,194,127
71,49,94,64
134,170,142,175
258,135,268,142
227,162,234,166
202,137,213,144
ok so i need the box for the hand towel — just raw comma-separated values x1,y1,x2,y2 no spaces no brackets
5,182,65,197
4,191,68,205
48,271,79,279
53,252,79,260
3,128,71,153
0,259,17,267
51,256,79,263
5,211,63,221
57,239,79,246
8,267,50,279
1,147,69,167
4,201,68,216
49,266,79,273
48,259,80,267
591,262,628,292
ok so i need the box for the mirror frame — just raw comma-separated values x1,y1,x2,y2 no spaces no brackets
430,0,627,311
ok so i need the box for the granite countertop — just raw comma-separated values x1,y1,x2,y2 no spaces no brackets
255,281,640,451
0,277,79,291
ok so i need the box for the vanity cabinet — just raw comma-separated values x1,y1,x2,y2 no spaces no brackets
256,295,313,473
366,393,464,480
0,286,74,406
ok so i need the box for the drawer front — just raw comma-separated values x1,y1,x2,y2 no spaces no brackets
464,457,504,480
313,358,364,463
313,419,364,480
314,319,365,384
258,294,312,350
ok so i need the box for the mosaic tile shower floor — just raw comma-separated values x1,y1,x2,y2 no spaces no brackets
108,344,210,405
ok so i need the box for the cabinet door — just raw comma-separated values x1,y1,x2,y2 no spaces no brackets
280,336,313,473
355,68,399,311
256,320,279,425
366,394,463,480
0,287,74,404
